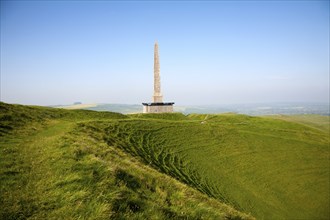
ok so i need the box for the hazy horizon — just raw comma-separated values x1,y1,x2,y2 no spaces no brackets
1,1,329,106
1,100,330,108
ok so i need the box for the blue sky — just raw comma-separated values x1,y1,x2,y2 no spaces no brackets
1,1,329,105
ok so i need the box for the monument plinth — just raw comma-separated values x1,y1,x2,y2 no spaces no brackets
142,42,174,113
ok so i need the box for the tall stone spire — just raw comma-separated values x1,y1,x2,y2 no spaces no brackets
142,41,174,113
153,41,163,103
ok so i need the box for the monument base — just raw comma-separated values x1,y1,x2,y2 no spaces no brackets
142,102,174,113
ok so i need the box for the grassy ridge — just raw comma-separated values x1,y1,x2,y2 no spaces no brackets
84,113,329,219
0,102,252,219
0,102,126,136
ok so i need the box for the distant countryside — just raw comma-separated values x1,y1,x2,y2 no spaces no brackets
55,102,330,115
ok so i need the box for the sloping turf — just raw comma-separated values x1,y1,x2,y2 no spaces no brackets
88,113,329,219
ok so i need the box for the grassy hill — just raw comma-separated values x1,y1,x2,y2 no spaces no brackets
1,102,329,219
0,102,252,219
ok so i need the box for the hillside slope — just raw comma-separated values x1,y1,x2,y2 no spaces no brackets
86,113,329,219
0,102,252,219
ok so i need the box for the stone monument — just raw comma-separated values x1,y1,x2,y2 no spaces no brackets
142,42,174,113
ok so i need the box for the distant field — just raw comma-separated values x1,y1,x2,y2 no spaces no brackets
51,102,330,115
1,102,329,219
266,114,330,133
56,103,98,109
55,103,143,114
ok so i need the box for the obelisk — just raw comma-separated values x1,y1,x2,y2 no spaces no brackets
153,42,163,103
142,41,174,113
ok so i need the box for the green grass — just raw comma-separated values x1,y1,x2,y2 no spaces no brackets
1,102,329,219
0,102,252,219
85,114,329,219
